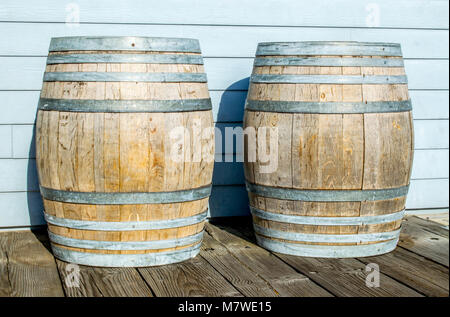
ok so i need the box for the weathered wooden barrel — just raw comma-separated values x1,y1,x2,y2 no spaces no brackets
36,36,214,267
244,41,414,258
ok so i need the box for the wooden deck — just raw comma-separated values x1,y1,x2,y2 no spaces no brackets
0,216,448,297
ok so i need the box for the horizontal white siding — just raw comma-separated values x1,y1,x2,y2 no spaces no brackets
0,0,448,226
0,0,447,29
0,23,449,58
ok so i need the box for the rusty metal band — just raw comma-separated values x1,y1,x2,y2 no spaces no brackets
40,185,211,204
49,36,201,53
50,242,202,267
48,231,204,250
47,53,203,65
255,235,399,258
246,182,409,202
43,72,207,82
254,57,404,67
250,74,408,84
38,98,212,112
256,42,402,57
250,207,405,226
253,224,401,243
245,99,412,113
44,211,207,231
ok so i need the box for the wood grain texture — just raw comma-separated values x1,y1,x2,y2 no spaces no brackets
0,217,448,297
0,230,64,297
358,246,449,297
56,260,153,297
244,53,414,250
138,255,242,297
205,222,333,297
275,253,423,297
399,216,449,266
200,231,280,297
36,48,214,258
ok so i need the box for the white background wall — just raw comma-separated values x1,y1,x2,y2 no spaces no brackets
0,0,448,228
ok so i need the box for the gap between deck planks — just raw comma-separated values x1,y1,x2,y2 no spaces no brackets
208,216,449,297
0,216,448,297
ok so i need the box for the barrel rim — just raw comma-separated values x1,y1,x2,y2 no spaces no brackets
51,242,201,267
256,41,403,57
257,41,401,47
255,235,399,258
44,210,208,231
46,53,204,65
48,230,204,250
43,71,208,83
40,184,212,204
253,224,401,243
244,99,412,114
38,98,213,113
49,36,201,53
245,182,410,202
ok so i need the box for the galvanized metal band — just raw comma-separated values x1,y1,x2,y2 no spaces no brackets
255,235,399,258
256,42,402,57
254,57,404,67
40,185,211,204
253,224,401,243
250,207,405,226
50,242,201,267
250,74,408,84
43,72,207,83
38,98,212,113
47,53,204,65
245,99,412,114
48,231,204,250
44,210,207,231
246,182,409,202
49,36,201,53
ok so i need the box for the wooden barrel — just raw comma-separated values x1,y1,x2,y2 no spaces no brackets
244,41,414,258
36,36,214,267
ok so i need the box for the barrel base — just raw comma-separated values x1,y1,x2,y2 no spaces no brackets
50,243,201,267
255,235,399,258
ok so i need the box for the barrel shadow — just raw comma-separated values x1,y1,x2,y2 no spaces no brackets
27,113,50,252
209,78,251,218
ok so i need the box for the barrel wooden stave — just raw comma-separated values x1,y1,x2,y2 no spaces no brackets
36,37,214,266
244,42,413,257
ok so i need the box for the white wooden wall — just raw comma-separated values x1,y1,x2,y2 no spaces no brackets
0,0,448,227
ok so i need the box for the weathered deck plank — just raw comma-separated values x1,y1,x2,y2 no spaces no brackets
0,230,64,297
205,222,333,297
399,217,449,267
0,215,447,297
56,260,153,297
358,247,449,297
208,217,426,297
200,231,280,297
404,216,449,238
275,255,423,297
415,213,449,227
138,254,243,297
0,245,13,297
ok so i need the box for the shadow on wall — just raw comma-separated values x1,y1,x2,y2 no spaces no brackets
27,114,45,227
209,77,251,218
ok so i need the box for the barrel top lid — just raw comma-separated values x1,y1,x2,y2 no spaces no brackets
256,41,402,57
49,36,201,53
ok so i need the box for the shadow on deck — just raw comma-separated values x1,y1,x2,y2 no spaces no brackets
0,216,448,297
